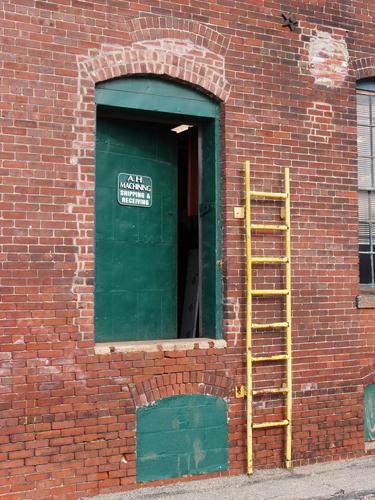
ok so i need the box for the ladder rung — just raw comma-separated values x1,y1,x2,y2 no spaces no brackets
251,289,289,296
253,387,289,395
250,191,287,199
251,322,288,329
251,224,288,231
252,354,289,362
251,257,288,263
253,420,289,429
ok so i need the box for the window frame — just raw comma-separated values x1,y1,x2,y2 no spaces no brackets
357,79,375,288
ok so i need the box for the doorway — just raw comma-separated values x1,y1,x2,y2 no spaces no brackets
94,76,222,342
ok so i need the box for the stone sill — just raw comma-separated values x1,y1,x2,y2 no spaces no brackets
94,337,227,355
356,294,375,308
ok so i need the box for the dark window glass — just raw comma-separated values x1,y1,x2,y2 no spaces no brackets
360,254,372,284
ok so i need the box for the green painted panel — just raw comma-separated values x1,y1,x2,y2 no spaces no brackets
136,395,228,483
96,77,219,118
365,383,375,441
95,117,178,341
201,120,223,339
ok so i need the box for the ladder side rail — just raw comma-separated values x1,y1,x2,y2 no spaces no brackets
245,160,253,475
284,167,292,470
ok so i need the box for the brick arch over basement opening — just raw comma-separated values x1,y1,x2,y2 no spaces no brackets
71,17,231,340
129,372,234,408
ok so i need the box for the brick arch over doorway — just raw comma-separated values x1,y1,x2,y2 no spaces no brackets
72,16,231,163
71,17,231,340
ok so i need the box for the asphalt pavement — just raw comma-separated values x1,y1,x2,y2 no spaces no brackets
87,455,375,500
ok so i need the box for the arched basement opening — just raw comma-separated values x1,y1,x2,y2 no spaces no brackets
94,76,222,343
136,394,228,482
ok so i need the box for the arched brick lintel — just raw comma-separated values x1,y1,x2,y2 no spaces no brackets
79,47,231,102
352,57,375,81
129,373,234,408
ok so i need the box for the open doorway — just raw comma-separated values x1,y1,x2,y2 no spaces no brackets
95,111,202,341
176,126,200,338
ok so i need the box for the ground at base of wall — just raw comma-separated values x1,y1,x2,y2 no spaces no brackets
86,456,375,500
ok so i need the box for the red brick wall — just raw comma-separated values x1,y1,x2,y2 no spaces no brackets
1,0,375,497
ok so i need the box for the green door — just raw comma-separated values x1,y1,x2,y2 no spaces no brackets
365,383,375,441
200,120,221,338
95,117,178,341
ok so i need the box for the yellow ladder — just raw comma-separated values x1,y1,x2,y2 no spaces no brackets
235,160,292,474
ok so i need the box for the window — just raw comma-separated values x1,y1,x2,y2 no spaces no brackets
357,79,375,286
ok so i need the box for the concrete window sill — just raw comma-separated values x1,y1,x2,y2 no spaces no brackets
356,294,375,308
94,337,227,355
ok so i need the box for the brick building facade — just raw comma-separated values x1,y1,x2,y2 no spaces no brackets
1,0,375,498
